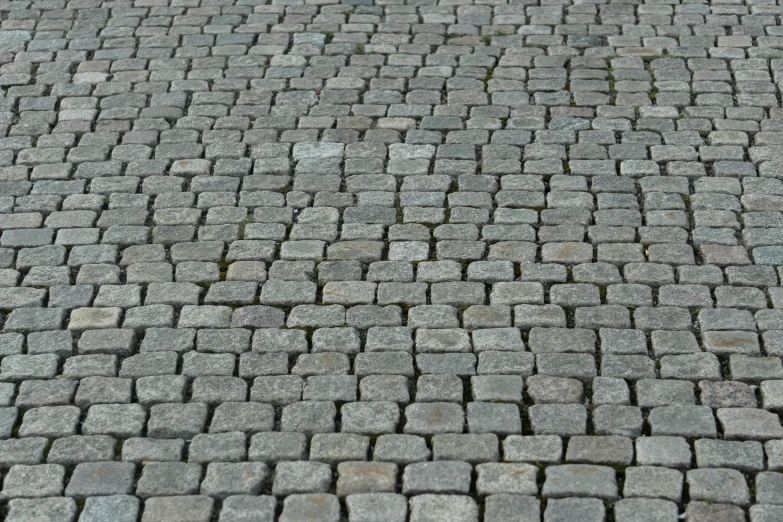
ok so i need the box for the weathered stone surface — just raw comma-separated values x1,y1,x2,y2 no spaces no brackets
0,4,780,521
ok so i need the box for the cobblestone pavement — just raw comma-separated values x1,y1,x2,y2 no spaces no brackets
2,0,783,520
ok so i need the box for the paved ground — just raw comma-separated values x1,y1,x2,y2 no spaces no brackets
1,0,783,520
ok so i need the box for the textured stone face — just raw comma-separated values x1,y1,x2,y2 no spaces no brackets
2,1,783,521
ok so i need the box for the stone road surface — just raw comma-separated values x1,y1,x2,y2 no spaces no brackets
1,0,783,520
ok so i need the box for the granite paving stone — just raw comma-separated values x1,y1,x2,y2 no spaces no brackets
0,0,780,519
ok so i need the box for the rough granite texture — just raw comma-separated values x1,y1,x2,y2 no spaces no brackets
0,0,782,519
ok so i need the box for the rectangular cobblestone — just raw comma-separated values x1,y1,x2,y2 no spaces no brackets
0,1,782,521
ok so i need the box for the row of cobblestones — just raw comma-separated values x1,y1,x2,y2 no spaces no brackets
2,0,783,520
